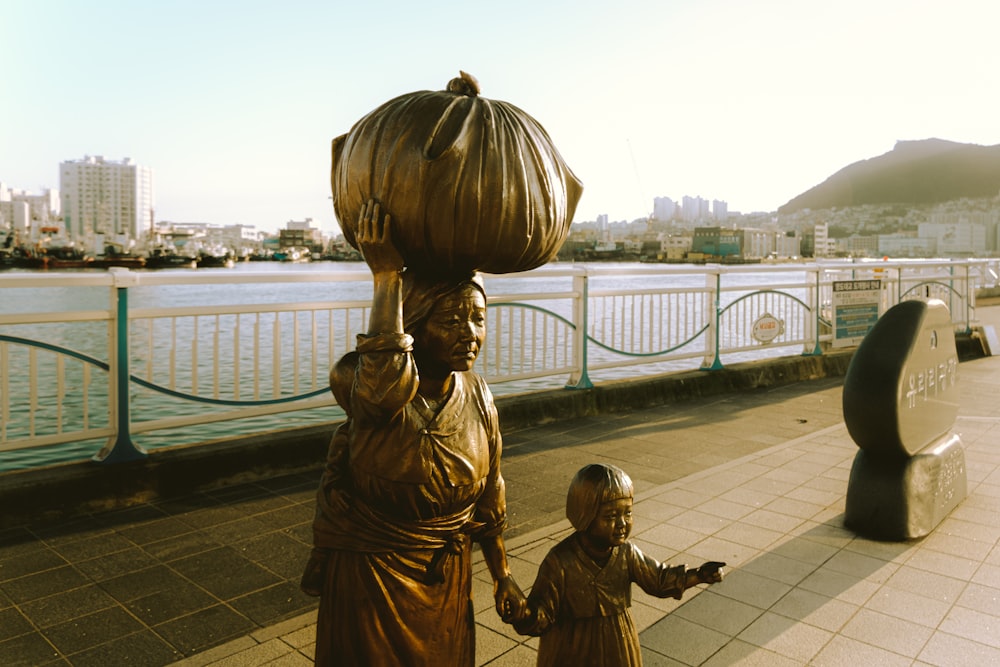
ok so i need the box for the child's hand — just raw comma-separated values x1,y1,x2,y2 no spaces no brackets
503,598,533,625
697,561,726,583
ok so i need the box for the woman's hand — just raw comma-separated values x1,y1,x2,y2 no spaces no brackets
494,574,528,623
356,199,404,274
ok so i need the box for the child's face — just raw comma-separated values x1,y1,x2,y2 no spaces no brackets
586,497,633,549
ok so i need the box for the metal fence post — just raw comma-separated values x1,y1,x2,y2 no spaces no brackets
702,270,724,370
804,265,823,356
956,263,972,334
93,269,146,463
565,269,593,389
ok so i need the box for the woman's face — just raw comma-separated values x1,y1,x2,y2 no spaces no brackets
414,284,487,375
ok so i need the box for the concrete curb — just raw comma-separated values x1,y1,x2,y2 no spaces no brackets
0,351,854,528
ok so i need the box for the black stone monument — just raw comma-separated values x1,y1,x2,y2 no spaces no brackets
842,298,967,540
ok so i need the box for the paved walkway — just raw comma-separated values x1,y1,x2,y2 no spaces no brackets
3,308,999,666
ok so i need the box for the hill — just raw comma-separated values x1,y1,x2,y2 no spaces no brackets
778,139,1000,214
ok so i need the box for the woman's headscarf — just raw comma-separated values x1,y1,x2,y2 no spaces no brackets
402,270,486,334
330,270,487,410
566,463,634,532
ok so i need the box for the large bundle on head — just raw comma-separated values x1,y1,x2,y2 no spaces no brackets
331,71,583,275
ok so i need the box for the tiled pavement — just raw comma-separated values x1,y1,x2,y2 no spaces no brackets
3,307,1000,666
0,474,321,666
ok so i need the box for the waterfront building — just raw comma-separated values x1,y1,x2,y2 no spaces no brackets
813,223,832,257
283,218,324,252
740,227,773,259
659,233,692,260
772,230,801,258
878,233,936,258
0,198,30,236
929,208,999,228
223,224,263,257
801,223,835,258
60,155,154,243
928,208,999,253
623,238,643,255
841,234,879,258
691,226,741,259
918,221,987,256
148,220,261,257
0,183,60,238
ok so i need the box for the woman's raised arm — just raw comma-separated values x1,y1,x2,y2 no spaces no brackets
355,199,405,336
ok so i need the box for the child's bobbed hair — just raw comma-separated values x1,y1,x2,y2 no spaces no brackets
566,463,634,531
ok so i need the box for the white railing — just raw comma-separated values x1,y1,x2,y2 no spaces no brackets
0,258,994,467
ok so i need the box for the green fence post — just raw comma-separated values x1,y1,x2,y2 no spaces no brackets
94,269,146,463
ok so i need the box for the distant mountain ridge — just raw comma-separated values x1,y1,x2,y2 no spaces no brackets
778,138,1000,213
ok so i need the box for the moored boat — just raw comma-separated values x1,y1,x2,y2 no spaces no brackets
196,245,237,269
272,246,311,262
91,255,147,269
144,246,198,269
9,226,94,269
43,255,95,269
91,241,147,269
14,241,93,270
1,230,15,268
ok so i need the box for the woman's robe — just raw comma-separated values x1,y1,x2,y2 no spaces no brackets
312,332,506,666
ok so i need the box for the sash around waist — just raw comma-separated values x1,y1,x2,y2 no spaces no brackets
313,487,483,553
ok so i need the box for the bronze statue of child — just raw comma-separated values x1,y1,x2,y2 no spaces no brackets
512,463,725,667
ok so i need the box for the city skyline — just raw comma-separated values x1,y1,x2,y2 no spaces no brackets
3,0,1000,235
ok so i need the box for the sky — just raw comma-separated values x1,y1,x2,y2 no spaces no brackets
3,0,1000,236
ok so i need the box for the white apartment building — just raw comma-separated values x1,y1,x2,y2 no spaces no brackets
285,217,319,232
840,234,880,258
712,199,728,221
0,200,29,235
653,196,677,221
151,221,261,255
0,183,60,237
659,233,692,260
879,233,936,257
285,218,324,246
774,231,801,258
740,228,773,259
812,223,835,258
681,196,710,221
918,222,987,256
60,156,154,242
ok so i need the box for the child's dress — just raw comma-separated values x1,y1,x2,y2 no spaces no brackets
515,534,688,667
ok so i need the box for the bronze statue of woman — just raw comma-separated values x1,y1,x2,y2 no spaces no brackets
302,199,527,665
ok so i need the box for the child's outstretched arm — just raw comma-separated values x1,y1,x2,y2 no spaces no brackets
684,561,726,588
632,545,726,600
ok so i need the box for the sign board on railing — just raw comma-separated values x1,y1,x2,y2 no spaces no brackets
751,312,784,344
833,279,882,348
